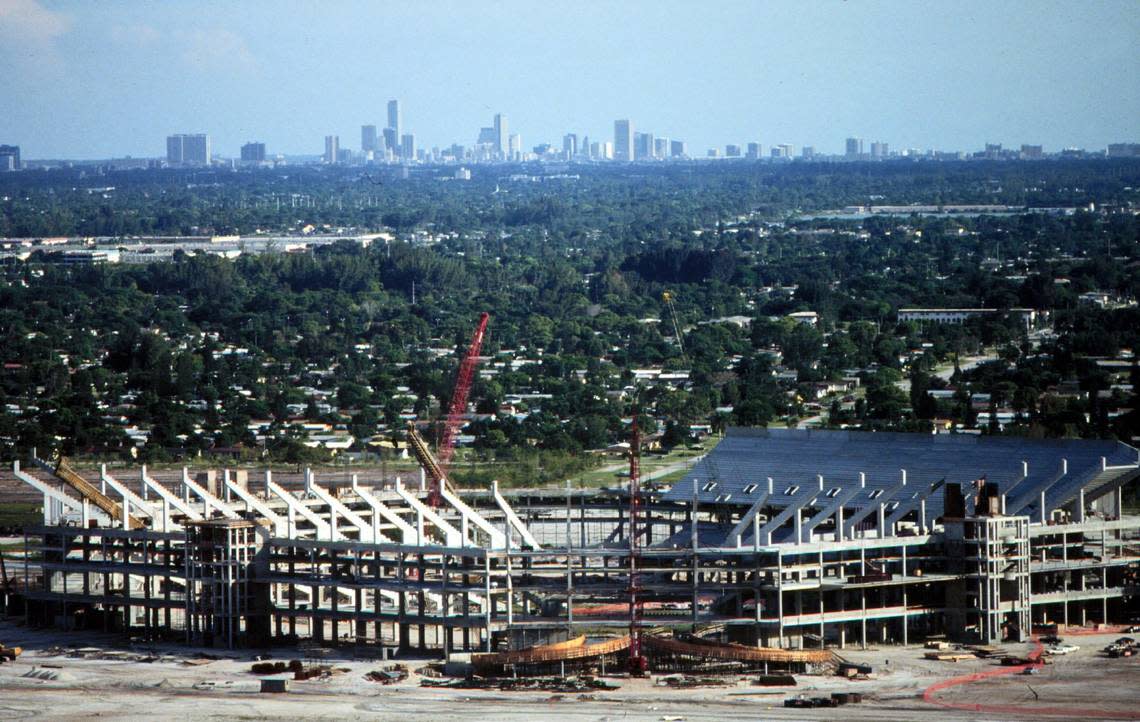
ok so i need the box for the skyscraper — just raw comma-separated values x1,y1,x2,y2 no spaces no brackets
400,133,415,161
324,135,339,164
845,137,863,159
361,125,377,152
382,128,398,158
563,133,578,159
0,145,21,171
870,141,888,158
670,140,686,158
240,142,266,163
494,113,508,159
508,133,521,160
614,119,633,161
166,134,210,165
387,100,401,139
746,142,762,160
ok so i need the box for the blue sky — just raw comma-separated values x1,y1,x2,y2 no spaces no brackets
1,0,1137,159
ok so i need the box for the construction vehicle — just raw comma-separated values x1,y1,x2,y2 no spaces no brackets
0,643,22,662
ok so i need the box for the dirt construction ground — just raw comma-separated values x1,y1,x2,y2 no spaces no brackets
0,620,1138,721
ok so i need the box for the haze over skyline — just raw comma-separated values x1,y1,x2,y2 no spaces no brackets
2,0,1137,160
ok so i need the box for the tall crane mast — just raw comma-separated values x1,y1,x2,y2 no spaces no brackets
662,291,685,360
428,311,490,506
627,411,648,675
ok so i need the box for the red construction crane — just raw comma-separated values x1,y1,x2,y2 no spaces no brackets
627,411,648,675
431,311,490,505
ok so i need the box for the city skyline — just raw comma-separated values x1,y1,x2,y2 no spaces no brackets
1,0,1136,159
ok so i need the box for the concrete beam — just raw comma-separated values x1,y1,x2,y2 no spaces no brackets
351,477,416,544
1006,458,1067,517
13,460,88,523
756,483,823,546
440,486,506,549
224,471,286,536
803,473,866,541
728,477,773,548
842,472,908,539
492,481,541,549
268,477,334,540
139,468,203,521
306,473,384,543
180,468,240,519
394,479,462,547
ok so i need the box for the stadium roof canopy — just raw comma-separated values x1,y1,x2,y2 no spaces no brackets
665,428,1140,524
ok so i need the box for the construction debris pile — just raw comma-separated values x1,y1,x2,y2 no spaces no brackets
421,675,620,693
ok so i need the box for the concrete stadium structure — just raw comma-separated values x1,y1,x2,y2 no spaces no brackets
5,429,1140,660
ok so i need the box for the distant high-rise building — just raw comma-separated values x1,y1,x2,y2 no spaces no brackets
324,135,339,164
494,113,508,159
240,142,266,163
563,133,578,158
614,119,634,161
870,141,888,158
1020,144,1043,159
1108,143,1140,158
508,133,521,160
361,125,378,152
0,145,21,171
477,127,496,146
400,133,415,161
635,132,655,160
166,134,210,165
379,128,395,158
654,137,669,158
670,140,686,158
602,141,614,160
725,144,741,157
845,137,863,158
801,146,815,159
770,145,790,159
387,100,401,139
746,142,761,160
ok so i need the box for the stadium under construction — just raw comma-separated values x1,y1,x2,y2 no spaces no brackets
3,428,1140,673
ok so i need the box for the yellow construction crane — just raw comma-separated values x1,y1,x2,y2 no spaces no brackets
662,291,686,360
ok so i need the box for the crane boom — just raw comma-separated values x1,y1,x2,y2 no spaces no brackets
428,312,490,505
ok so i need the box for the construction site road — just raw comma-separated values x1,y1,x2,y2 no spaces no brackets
0,621,1137,720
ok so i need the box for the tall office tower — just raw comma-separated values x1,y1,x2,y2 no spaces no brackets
400,133,415,160
670,139,686,158
494,113,508,159
1020,144,1043,159
324,135,339,164
725,144,741,157
166,134,210,165
614,119,633,161
240,142,266,163
382,128,398,157
634,132,650,159
870,141,888,158
602,141,614,159
563,133,578,158
0,145,21,171
746,142,761,159
508,133,521,160
361,125,378,152
801,146,815,159
845,137,863,158
581,135,590,158
166,135,183,164
387,100,401,139
654,137,669,158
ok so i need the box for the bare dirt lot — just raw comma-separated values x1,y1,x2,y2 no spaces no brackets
0,620,1138,721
